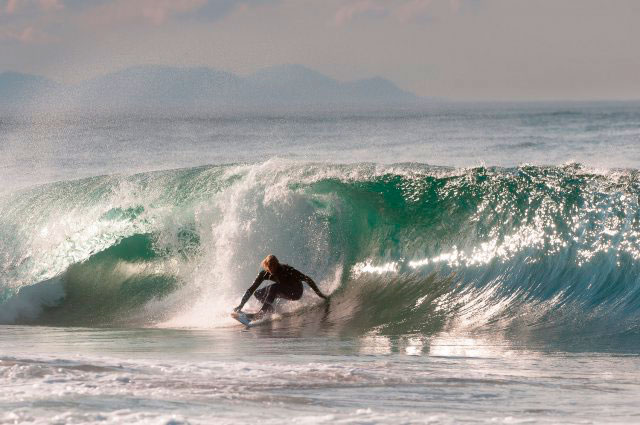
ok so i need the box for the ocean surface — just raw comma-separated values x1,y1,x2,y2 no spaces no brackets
2,102,640,424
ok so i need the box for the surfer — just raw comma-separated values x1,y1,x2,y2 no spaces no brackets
234,254,328,315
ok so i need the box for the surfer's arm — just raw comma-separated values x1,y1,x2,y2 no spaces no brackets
302,274,328,300
235,270,268,311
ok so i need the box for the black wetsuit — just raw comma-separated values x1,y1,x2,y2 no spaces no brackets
238,264,326,313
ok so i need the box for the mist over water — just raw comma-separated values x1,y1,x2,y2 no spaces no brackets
2,103,640,424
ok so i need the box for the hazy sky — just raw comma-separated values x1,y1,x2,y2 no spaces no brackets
1,0,639,100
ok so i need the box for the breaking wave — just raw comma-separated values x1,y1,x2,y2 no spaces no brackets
1,160,640,340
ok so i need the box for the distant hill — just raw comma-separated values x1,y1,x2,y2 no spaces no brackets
0,71,60,107
0,65,431,114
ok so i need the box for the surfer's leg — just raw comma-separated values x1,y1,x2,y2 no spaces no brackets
279,283,304,301
253,285,272,303
255,283,302,314
256,284,280,313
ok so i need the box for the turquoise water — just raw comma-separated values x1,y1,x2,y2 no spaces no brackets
2,104,640,424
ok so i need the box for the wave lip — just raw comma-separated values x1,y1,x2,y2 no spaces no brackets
0,161,639,341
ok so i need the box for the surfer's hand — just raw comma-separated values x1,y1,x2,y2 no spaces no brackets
233,305,242,312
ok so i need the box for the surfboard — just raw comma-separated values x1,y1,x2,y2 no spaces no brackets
231,311,252,326
231,311,271,327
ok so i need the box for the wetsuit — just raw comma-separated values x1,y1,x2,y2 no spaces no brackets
237,264,326,313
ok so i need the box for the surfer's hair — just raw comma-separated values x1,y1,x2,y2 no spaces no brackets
261,254,280,273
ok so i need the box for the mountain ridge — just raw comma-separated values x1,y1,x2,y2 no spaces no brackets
0,64,431,114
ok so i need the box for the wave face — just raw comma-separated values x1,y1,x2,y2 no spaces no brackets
1,161,640,340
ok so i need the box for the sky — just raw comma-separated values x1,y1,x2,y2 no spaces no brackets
1,0,639,101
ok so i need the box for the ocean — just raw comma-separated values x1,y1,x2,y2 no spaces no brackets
1,102,640,424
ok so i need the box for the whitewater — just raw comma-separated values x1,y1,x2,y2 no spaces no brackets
2,104,640,424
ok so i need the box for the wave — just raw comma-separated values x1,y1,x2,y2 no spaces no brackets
1,160,640,340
